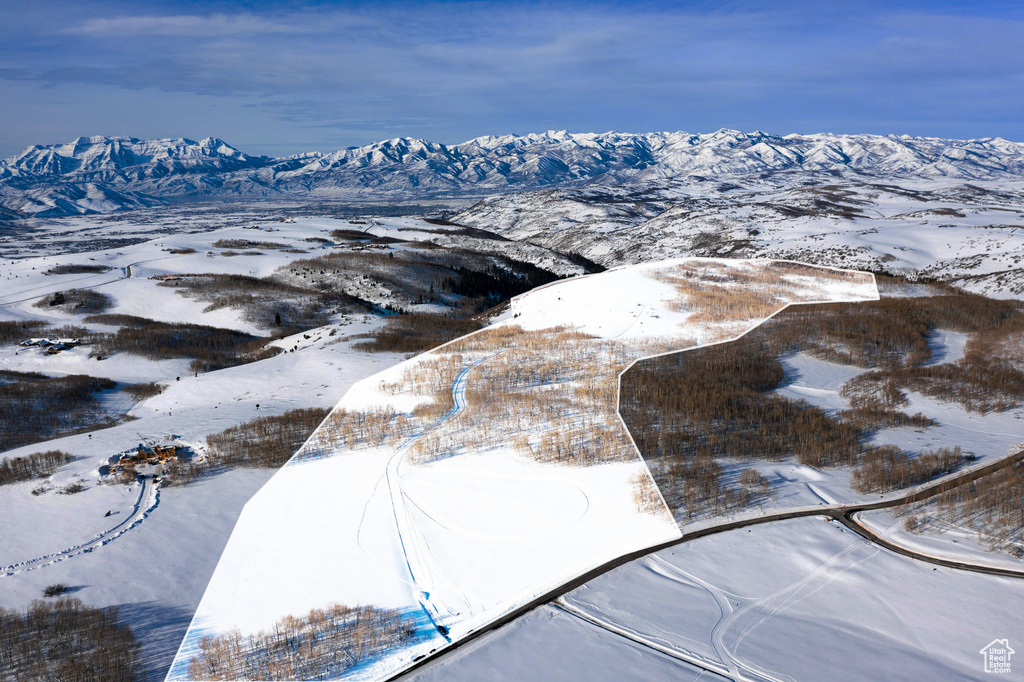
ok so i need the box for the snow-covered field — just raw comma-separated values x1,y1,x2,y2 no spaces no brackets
418,515,1022,681
856,507,1024,573
0,218,431,679
1,202,1021,682
170,258,876,679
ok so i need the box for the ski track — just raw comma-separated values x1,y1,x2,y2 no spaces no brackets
640,541,878,682
553,597,734,679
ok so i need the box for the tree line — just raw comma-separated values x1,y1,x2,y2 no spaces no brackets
0,597,140,681
0,370,119,451
620,289,1023,519
0,450,75,486
164,408,331,486
186,603,416,680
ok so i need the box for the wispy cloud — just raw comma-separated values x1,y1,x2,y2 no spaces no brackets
1,0,1023,158
63,13,312,37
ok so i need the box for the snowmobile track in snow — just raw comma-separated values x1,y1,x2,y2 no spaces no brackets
393,445,1024,680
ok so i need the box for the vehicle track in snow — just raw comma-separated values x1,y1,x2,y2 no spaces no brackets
0,476,158,577
0,255,181,307
552,598,733,680
371,352,505,639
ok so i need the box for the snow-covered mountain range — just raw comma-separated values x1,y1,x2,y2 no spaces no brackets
4,130,1024,219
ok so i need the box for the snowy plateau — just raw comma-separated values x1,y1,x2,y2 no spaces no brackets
0,129,1022,682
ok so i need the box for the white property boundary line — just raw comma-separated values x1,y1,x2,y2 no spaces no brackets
185,258,878,681
289,258,878,482
610,259,880,523
382,258,879,680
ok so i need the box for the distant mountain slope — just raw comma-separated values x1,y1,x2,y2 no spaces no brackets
3,130,1024,219
453,180,1024,298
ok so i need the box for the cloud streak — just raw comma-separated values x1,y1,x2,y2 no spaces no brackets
63,13,313,36
1,0,1022,157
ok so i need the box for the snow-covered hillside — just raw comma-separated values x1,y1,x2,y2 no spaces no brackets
454,180,1024,298
169,259,876,680
4,130,1024,219
0,215,587,679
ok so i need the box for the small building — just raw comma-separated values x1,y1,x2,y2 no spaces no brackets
23,337,81,353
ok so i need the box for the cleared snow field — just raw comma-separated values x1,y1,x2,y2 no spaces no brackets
417,516,1024,682
170,258,877,680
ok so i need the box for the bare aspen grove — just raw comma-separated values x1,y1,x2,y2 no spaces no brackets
295,260,873,515
622,279,1024,520
186,604,415,681
896,445,1024,557
0,597,141,681
0,449,75,486
164,408,332,486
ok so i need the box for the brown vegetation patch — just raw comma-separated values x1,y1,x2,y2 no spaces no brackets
622,333,864,469
89,317,280,373
34,289,112,315
166,408,331,486
0,450,75,486
328,228,403,244
898,448,1024,557
280,248,561,316
852,446,967,494
622,288,1023,519
618,286,1019,516
0,597,141,681
44,264,112,275
207,408,330,469
82,313,150,327
159,273,365,332
777,294,1021,369
299,407,413,462
0,319,46,344
630,472,665,514
653,262,787,322
352,314,484,353
211,239,290,250
0,370,121,451
186,603,415,681
123,382,164,401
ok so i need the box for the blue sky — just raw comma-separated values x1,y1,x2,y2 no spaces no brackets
1,0,1022,158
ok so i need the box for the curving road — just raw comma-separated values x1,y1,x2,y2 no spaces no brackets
0,255,182,307
0,476,158,577
835,510,1024,579
392,445,1024,680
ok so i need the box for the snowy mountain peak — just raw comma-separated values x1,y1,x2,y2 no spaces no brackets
4,129,1024,219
